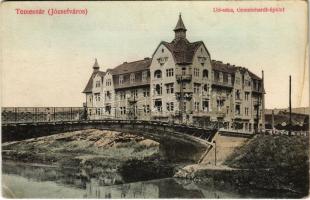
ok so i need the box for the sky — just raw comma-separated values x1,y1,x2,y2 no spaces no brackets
1,1,308,109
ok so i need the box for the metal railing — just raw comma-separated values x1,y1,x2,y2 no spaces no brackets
2,107,85,124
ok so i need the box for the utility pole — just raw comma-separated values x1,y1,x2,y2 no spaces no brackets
289,75,292,136
256,95,260,133
214,140,217,166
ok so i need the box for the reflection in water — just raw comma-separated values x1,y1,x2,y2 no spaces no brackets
2,161,298,198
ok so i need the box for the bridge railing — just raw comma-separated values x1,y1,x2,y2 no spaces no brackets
1,107,85,124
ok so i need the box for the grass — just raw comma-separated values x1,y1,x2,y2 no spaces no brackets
224,135,309,196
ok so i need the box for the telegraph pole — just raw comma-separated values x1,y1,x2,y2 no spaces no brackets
289,75,292,136
214,140,217,166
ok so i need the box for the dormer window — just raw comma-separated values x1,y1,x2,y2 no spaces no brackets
130,73,135,84
95,80,101,87
119,75,124,85
106,79,112,86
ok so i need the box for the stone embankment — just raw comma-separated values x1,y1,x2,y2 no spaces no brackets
175,134,309,198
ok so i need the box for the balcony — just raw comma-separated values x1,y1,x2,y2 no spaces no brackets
252,87,263,93
175,92,193,101
127,97,137,104
212,79,233,88
176,74,192,82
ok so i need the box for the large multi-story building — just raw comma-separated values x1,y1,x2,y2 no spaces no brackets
82,15,265,133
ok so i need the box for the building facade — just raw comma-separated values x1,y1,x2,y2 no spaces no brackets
82,15,265,133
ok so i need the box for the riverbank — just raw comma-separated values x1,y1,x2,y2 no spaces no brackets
2,129,176,184
175,134,309,198
2,130,309,198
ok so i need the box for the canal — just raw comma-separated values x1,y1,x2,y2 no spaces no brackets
2,161,298,198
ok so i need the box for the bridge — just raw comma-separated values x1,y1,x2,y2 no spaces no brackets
2,107,219,162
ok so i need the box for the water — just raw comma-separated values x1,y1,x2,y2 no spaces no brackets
2,161,298,198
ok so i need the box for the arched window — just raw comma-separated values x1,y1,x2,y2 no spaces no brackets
203,69,208,78
154,70,162,79
203,84,208,92
155,84,162,95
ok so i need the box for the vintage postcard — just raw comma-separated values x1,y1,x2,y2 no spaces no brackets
1,1,309,198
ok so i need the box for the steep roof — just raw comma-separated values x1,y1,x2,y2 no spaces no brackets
82,71,105,93
174,14,187,31
109,58,151,75
161,39,204,65
211,60,236,74
211,60,262,80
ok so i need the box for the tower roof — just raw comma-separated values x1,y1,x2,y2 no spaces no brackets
93,58,99,69
174,14,187,32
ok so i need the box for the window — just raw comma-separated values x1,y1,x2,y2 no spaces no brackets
203,70,208,78
94,93,100,101
203,84,209,92
162,48,164,53
119,75,124,85
131,89,138,98
130,73,135,84
235,104,241,115
166,68,174,77
166,83,174,94
154,70,162,79
245,79,251,87
142,71,148,82
119,91,126,100
235,90,241,100
154,99,162,112
120,107,127,115
245,107,249,116
105,106,111,114
235,77,241,84
202,100,209,112
143,88,150,97
217,99,224,111
182,67,186,75
95,80,101,87
105,91,111,100
194,83,201,94
226,106,230,114
106,79,112,86
194,68,200,77
245,92,250,101
223,73,228,83
194,102,200,111
166,102,174,112
214,71,220,81
154,84,162,95
143,105,150,113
